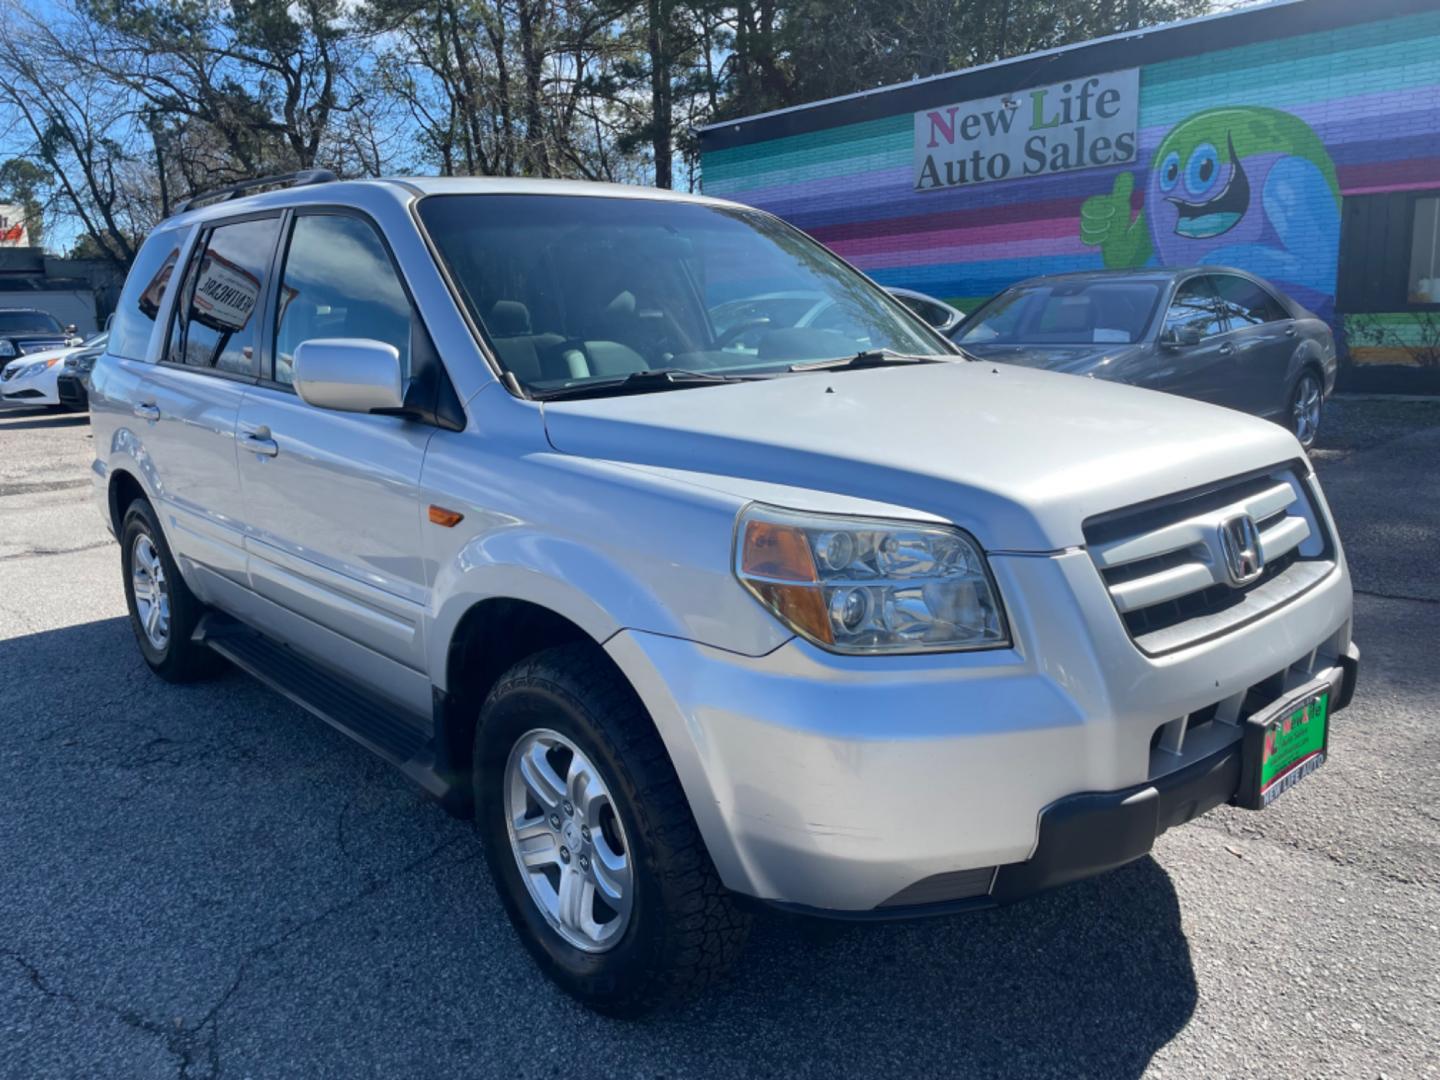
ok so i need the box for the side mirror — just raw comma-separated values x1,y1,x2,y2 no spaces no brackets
1160,325,1202,349
293,338,405,414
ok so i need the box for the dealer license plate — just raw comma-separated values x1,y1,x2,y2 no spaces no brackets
1236,685,1330,810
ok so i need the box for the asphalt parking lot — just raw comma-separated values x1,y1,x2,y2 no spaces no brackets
2,398,1438,1079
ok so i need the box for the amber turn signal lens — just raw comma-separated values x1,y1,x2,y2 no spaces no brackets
746,580,834,645
738,518,833,644
428,505,465,528
741,519,819,582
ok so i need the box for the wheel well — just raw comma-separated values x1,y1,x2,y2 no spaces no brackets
436,598,596,817
107,469,146,535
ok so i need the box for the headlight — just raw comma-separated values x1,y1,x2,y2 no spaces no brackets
734,504,1009,653
0,341,14,357
20,357,59,379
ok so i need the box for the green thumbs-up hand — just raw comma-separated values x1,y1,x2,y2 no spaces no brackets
1080,172,1153,268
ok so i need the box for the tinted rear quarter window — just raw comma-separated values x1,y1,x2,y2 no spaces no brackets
168,217,280,377
110,229,185,361
1213,274,1290,327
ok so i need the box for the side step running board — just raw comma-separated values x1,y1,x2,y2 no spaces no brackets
193,612,455,804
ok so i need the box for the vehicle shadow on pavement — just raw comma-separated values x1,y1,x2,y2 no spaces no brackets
2,615,1195,1079
690,859,1196,1077
0,410,88,432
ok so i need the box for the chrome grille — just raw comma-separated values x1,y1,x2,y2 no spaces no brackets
1085,463,1333,654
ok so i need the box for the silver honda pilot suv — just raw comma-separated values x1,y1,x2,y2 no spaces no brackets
90,173,1359,1014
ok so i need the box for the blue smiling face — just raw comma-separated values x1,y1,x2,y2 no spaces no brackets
1143,108,1342,308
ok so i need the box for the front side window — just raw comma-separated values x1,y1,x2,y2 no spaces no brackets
957,281,1160,346
1162,277,1227,340
416,194,945,395
273,214,414,387
168,217,280,376
111,229,183,361
1213,274,1289,327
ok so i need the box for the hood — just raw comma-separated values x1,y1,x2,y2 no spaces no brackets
961,342,1142,375
541,361,1301,552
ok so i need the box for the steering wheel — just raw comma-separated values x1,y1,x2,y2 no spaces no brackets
714,316,773,349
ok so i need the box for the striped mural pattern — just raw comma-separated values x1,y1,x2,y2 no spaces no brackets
701,9,1440,318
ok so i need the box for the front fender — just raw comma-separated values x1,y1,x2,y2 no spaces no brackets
421,457,794,692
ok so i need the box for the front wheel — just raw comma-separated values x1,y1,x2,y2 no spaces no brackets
1289,370,1324,449
474,643,750,1015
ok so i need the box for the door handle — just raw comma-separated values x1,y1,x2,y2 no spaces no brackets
1285,325,1297,337
1218,342,1235,355
133,402,160,421
241,430,280,457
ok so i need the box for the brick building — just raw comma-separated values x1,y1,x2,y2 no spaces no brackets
698,0,1440,390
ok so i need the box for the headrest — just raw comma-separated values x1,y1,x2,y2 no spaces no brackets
488,300,532,336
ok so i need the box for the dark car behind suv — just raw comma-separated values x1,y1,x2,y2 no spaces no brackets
0,308,73,367
954,267,1337,447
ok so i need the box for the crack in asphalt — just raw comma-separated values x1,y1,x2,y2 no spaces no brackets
1191,816,1433,888
3,836,465,1079
4,947,212,1079
0,540,114,562
1354,587,1440,606
0,478,92,497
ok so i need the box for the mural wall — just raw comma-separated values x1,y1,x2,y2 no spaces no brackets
700,9,1440,370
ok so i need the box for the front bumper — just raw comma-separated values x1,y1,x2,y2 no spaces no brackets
765,641,1355,919
56,373,88,408
1,374,60,405
606,547,1356,913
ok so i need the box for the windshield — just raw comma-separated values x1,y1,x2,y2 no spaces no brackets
957,281,1161,346
0,310,64,335
417,194,948,394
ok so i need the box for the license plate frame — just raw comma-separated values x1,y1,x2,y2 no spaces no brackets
1234,673,1338,810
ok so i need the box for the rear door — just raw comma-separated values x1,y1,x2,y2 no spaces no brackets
233,209,436,716
1210,273,1297,419
1140,274,1235,408
138,214,279,595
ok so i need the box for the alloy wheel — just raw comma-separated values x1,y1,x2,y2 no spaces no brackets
504,728,634,952
130,533,171,649
1292,374,1322,448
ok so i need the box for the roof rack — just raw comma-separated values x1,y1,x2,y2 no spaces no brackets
170,169,338,216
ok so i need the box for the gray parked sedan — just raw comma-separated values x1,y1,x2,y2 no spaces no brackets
954,267,1337,447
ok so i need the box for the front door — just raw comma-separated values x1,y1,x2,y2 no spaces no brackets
234,210,435,716
1210,273,1299,420
1140,274,1237,409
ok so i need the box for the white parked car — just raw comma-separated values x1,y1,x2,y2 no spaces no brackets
0,341,85,408
90,172,1358,1015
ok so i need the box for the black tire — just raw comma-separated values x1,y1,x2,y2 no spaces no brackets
474,642,751,1016
120,497,224,682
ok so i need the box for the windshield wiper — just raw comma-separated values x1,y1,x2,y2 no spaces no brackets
531,367,762,401
787,348,947,373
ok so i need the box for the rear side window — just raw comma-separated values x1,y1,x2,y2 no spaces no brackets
273,213,413,387
1163,277,1227,340
110,229,184,361
167,217,280,377
1212,274,1289,327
